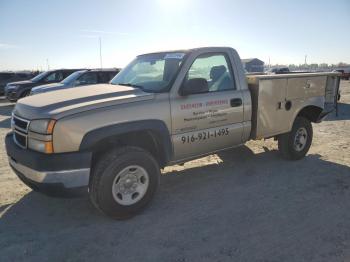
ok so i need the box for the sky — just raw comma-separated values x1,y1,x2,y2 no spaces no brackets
0,0,349,71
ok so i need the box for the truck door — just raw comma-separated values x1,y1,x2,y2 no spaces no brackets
170,52,244,161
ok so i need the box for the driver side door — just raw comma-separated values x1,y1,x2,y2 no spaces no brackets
170,52,244,161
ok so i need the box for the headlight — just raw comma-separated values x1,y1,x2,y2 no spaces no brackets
28,119,56,153
28,139,53,153
29,119,56,134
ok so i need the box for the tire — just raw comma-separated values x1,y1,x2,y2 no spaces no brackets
278,116,313,160
89,146,160,219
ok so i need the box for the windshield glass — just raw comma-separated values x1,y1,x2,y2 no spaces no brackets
61,70,86,84
31,71,50,82
110,52,186,92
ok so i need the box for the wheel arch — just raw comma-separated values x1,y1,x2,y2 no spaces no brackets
79,120,173,168
295,105,323,123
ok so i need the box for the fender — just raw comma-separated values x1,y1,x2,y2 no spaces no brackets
288,98,324,132
79,119,173,163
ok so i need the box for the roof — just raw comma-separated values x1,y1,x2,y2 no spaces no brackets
241,58,264,64
85,68,120,72
138,46,234,57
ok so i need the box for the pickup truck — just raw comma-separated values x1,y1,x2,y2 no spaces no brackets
5,47,340,219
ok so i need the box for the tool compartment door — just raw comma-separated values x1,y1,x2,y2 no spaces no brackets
286,76,327,100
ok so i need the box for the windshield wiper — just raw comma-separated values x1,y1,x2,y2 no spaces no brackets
115,83,144,89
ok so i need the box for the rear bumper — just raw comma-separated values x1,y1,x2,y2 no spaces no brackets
5,132,92,196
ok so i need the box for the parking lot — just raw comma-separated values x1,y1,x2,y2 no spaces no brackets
0,81,349,262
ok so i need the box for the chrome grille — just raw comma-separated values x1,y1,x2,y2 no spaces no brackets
12,114,30,148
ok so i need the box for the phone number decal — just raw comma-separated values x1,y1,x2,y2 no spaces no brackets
181,128,229,144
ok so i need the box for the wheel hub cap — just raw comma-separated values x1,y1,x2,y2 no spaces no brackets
293,127,308,152
112,165,149,206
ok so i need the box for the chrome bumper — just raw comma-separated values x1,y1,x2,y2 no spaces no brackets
9,158,90,188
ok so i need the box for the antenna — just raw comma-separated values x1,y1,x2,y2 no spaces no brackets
99,37,103,69
46,58,50,70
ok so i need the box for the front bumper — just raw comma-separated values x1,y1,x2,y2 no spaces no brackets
5,133,92,196
5,89,19,101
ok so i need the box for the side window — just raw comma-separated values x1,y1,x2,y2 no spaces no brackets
56,72,64,81
109,72,118,80
44,72,64,82
187,53,235,92
98,72,115,83
44,72,56,82
76,72,98,85
63,71,73,78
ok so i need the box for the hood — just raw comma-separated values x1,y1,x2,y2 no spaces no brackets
7,80,34,87
31,83,66,93
13,84,155,120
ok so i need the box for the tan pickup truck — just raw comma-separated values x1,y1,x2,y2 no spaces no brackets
5,47,340,219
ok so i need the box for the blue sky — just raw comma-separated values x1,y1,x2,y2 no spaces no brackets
0,0,349,70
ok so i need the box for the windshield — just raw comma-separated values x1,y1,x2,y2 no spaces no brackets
61,70,86,84
31,71,50,82
111,52,186,92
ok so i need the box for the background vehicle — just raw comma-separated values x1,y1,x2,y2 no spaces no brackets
267,67,290,74
0,72,35,95
31,68,120,95
5,69,81,101
5,47,340,219
334,69,350,80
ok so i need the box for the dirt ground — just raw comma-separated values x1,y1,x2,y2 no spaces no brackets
0,81,349,262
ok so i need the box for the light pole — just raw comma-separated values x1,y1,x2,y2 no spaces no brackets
99,37,103,69
304,55,307,66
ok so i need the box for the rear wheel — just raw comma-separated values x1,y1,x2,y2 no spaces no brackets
278,117,313,160
89,146,160,219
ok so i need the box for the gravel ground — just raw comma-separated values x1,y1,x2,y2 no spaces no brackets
0,81,349,262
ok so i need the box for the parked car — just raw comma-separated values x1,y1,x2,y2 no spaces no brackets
0,72,34,96
5,69,82,102
31,69,120,95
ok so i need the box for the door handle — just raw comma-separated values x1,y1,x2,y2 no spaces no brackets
230,98,242,107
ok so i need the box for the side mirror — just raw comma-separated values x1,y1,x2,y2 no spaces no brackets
180,78,208,96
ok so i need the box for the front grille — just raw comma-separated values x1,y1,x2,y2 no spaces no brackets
13,116,29,131
12,114,30,148
7,91,17,99
14,131,27,148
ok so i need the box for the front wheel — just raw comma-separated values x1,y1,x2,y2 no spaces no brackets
89,146,160,219
278,117,313,160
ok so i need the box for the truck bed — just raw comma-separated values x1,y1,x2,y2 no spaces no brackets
246,72,340,140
